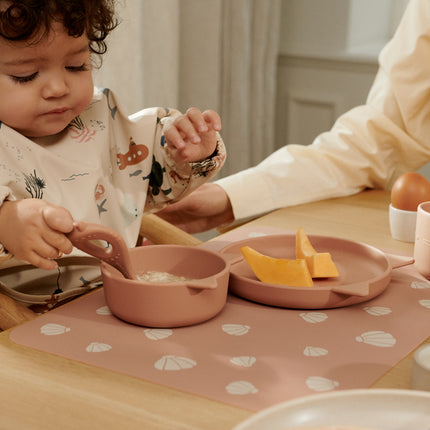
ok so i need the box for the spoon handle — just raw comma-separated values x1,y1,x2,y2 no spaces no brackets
67,221,137,280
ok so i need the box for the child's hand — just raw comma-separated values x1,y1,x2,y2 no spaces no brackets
164,108,222,163
0,199,74,270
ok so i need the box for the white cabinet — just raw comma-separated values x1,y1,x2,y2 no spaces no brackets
275,0,407,151
275,54,378,149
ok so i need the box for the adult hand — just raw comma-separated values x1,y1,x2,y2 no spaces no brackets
0,199,74,270
157,183,234,233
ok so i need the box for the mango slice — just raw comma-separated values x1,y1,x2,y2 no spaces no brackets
296,227,317,259
240,246,314,287
304,252,339,278
296,227,339,278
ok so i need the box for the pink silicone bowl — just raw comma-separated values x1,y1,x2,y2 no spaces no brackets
101,244,231,327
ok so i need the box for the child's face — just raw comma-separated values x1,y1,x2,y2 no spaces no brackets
0,22,94,137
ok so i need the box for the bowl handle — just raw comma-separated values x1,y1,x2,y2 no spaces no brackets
331,282,370,297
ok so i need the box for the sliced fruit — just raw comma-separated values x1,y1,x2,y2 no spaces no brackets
296,227,339,278
304,252,339,278
240,246,314,287
296,227,317,258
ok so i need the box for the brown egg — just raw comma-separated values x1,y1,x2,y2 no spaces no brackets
391,172,430,211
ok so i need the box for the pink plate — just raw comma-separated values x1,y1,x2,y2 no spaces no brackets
221,234,413,309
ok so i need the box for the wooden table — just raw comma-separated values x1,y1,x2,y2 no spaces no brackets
0,189,428,429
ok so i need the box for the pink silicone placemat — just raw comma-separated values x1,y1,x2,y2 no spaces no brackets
9,227,430,412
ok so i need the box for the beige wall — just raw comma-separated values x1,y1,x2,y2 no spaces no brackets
275,0,409,151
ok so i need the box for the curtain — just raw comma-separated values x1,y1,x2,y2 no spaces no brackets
93,0,282,177
93,0,180,114
219,0,281,176
92,1,145,114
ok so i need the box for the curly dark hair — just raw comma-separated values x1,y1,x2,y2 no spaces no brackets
0,0,118,55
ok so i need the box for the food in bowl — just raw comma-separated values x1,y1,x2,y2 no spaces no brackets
137,271,190,283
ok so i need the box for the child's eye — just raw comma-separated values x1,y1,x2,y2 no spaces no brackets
66,63,89,72
10,72,38,84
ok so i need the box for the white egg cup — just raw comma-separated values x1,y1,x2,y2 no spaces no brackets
411,344,430,391
389,204,417,242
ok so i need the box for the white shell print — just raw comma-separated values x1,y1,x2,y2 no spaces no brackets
230,356,256,367
363,306,392,316
154,355,196,371
222,324,251,336
303,346,328,357
355,331,396,347
306,376,339,392
85,342,112,353
144,328,173,340
299,312,328,324
419,299,430,309
96,306,112,315
411,281,430,289
226,381,258,395
40,323,71,336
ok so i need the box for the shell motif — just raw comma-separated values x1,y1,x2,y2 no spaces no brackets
363,306,392,316
85,342,112,353
299,312,328,324
96,306,112,316
303,346,328,357
419,299,430,309
225,381,258,395
144,328,173,340
40,323,71,336
355,330,396,347
222,324,251,336
230,356,256,367
154,355,197,371
306,376,339,392
411,281,430,289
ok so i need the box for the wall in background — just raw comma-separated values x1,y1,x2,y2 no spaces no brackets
275,0,409,152
275,0,430,180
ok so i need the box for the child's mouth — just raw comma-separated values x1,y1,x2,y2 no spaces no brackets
44,107,69,115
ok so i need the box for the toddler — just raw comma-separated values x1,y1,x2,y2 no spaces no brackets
0,0,226,308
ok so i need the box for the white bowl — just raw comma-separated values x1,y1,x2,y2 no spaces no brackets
411,344,430,391
389,204,417,242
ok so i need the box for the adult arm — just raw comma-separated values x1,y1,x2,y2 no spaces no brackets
159,0,430,230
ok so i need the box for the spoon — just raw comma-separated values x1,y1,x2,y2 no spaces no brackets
67,221,137,280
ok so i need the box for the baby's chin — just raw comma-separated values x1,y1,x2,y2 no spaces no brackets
17,123,71,139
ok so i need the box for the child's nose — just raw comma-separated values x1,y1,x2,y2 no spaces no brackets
42,73,69,98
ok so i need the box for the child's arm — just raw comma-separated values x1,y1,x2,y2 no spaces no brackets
163,108,221,163
0,199,74,270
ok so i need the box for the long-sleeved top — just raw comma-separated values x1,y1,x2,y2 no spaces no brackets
0,87,225,307
217,0,430,222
